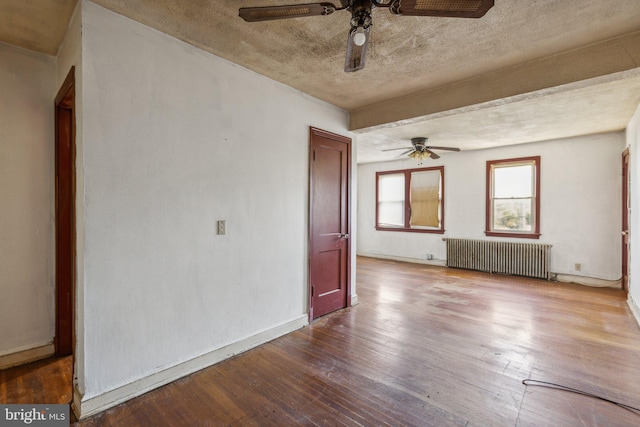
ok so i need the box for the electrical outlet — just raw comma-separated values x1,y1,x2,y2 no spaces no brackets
574,263,581,272
426,254,433,260
217,220,226,235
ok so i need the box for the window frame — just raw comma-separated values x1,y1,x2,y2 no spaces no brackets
376,166,445,234
485,156,541,239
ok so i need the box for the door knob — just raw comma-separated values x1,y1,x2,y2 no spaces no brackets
339,233,349,239
622,230,629,236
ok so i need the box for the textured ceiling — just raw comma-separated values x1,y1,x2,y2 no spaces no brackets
3,0,640,163
358,71,640,162
88,0,640,111
0,0,77,56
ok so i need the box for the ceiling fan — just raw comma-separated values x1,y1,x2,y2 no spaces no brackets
383,137,460,163
239,0,494,72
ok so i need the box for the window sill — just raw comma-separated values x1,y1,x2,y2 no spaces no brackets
484,231,541,239
376,227,445,234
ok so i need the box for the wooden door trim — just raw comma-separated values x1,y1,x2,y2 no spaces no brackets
622,148,630,293
308,127,352,322
55,67,76,357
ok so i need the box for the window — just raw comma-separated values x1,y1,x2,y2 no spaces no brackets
376,166,444,233
486,156,540,238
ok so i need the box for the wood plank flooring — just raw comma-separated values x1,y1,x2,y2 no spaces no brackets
3,256,640,426
0,355,72,405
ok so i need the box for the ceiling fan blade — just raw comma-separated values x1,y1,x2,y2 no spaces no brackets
239,3,337,22
382,146,414,151
427,149,440,159
389,0,494,18
396,149,415,158
426,146,461,151
344,26,371,72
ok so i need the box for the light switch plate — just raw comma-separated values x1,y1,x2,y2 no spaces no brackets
217,220,226,235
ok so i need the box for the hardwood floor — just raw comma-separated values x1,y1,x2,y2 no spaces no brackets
0,355,72,405
4,256,640,426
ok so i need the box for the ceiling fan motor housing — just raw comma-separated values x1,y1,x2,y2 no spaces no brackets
412,137,428,151
350,0,373,29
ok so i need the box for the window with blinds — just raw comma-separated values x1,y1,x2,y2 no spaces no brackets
376,166,444,233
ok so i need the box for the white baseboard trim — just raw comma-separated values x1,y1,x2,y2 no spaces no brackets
357,252,446,267
554,273,621,288
71,386,83,420
351,294,359,306
628,295,640,328
75,315,308,419
0,343,54,370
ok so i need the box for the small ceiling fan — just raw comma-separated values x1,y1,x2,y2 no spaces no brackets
239,0,494,72
383,137,460,163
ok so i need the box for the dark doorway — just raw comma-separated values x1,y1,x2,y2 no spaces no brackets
308,127,351,320
54,67,76,357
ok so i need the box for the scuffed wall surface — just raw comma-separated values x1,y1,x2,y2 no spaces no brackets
0,43,56,355
80,2,349,398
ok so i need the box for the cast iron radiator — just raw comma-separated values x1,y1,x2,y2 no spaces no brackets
443,238,552,280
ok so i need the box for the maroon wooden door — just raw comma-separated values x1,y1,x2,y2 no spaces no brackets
55,68,76,357
309,127,351,320
622,149,630,293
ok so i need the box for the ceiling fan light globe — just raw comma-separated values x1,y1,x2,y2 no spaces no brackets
353,31,366,46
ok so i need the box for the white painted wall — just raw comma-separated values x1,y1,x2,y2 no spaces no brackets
0,43,56,356
79,2,350,401
627,102,640,318
358,134,624,282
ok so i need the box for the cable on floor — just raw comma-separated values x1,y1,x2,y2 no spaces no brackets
522,378,640,415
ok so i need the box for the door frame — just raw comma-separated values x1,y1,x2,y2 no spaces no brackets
622,148,630,293
54,67,76,357
308,127,352,321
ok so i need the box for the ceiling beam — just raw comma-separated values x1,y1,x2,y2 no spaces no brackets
350,30,640,131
